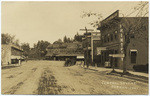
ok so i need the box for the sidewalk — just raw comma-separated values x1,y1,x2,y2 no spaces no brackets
89,66,149,78
1,62,26,69
78,64,149,78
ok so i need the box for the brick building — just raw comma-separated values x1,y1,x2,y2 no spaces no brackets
97,10,148,71
1,44,24,66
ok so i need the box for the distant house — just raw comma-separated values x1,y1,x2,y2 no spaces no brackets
1,44,24,66
45,42,84,61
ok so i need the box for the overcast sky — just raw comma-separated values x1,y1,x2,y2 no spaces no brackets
1,1,147,47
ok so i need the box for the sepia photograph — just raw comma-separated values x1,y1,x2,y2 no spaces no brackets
1,1,149,95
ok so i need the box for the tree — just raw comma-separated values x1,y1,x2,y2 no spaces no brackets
53,39,63,44
34,40,50,58
108,1,149,73
67,37,71,43
81,11,103,28
1,33,20,46
121,2,148,73
63,36,68,43
63,36,73,43
74,32,83,42
21,43,30,57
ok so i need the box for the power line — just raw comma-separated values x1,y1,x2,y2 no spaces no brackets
125,2,148,17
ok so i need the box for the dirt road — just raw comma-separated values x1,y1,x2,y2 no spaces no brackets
1,60,148,95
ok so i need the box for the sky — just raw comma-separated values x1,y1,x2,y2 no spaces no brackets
1,1,148,47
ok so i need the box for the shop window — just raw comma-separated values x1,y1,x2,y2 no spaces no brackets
130,34,135,38
114,50,118,54
114,34,118,40
130,51,137,63
104,35,107,43
107,37,110,42
110,34,113,41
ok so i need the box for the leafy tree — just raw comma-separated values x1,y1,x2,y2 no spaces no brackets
63,36,73,43
53,39,63,44
81,11,103,28
74,32,83,42
1,33,19,46
117,2,148,73
34,40,50,58
21,43,30,57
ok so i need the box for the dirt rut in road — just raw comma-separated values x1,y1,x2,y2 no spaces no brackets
4,81,24,94
37,68,61,95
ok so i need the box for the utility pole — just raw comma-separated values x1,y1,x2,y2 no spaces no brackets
80,27,94,68
80,27,94,33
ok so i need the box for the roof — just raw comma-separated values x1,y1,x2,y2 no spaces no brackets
46,42,83,57
11,44,23,52
97,10,148,30
2,44,23,52
56,54,84,57
45,52,54,56
47,42,82,49
46,53,84,57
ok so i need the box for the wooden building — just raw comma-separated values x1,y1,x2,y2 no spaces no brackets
1,44,24,66
45,42,84,61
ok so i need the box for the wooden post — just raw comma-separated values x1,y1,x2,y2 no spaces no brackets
112,58,115,71
80,27,94,68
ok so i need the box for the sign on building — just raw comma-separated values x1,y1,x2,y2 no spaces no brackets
109,54,125,58
92,33,100,40
96,47,106,55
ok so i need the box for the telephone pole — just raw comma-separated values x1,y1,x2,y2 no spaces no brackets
80,27,94,68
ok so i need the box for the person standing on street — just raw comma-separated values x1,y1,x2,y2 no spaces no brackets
18,58,21,66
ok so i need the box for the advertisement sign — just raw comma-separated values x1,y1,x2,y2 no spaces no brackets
109,54,125,57
96,47,106,55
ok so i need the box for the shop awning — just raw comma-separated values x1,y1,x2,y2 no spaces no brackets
109,54,125,58
96,47,107,55
11,55,21,59
130,49,137,52
130,49,138,54
77,56,84,59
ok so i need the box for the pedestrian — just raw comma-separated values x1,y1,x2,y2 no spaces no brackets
25,56,28,62
18,58,21,66
64,58,68,66
87,59,89,68
83,59,86,67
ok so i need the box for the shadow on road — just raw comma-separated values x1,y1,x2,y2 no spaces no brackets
2,66,20,70
81,66,148,83
107,71,148,83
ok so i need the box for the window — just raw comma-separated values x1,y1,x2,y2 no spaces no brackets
114,34,117,40
110,34,113,41
130,34,135,38
104,35,107,43
131,51,137,63
107,34,110,42
101,36,104,43
107,37,110,42
114,50,118,54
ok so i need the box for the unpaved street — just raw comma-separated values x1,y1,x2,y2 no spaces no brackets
2,60,148,95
